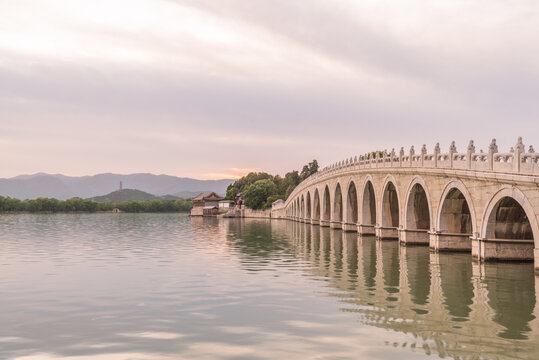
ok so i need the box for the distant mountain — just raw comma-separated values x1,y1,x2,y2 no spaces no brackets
89,189,180,202
0,173,234,200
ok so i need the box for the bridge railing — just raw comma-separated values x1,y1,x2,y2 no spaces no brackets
285,137,538,206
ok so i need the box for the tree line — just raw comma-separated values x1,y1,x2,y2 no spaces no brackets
225,160,319,210
0,196,193,213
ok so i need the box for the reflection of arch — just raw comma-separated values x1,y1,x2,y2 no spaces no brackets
381,241,400,291
333,183,343,222
405,247,430,306
481,186,538,245
381,176,400,228
313,189,321,220
437,180,476,235
346,181,358,224
485,263,536,339
361,176,376,225
306,192,311,220
440,254,473,319
404,177,431,231
322,185,331,221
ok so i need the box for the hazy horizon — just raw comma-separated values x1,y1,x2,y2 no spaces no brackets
3,171,236,181
2,0,538,179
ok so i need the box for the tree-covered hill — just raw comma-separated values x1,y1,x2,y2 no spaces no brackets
89,189,180,202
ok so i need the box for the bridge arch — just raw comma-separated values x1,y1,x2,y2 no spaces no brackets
381,175,400,228
346,180,359,224
333,183,343,223
313,189,321,220
322,185,331,221
437,180,476,235
404,176,432,231
300,195,305,219
306,191,311,220
480,186,538,246
361,175,377,226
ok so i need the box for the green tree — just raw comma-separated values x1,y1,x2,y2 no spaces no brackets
244,179,277,210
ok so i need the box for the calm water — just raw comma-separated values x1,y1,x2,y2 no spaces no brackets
0,214,538,360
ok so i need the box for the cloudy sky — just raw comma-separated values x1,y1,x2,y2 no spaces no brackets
1,0,538,179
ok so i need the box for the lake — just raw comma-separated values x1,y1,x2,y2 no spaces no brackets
0,213,537,359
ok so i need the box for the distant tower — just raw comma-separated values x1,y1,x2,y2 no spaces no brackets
119,181,123,191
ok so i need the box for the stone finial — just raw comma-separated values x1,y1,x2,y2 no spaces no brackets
516,136,525,152
510,147,514,153
410,145,415,156
449,141,457,153
467,140,475,152
354,156,357,162
399,147,405,157
434,143,440,153
480,149,484,153
529,145,535,153
391,148,396,157
420,144,427,155
489,139,498,153
350,157,353,163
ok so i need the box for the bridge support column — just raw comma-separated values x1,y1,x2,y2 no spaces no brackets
472,238,534,261
358,224,375,235
375,226,398,240
311,219,320,226
399,229,429,245
342,222,357,232
429,232,471,252
320,220,330,227
330,221,342,229
536,248,539,274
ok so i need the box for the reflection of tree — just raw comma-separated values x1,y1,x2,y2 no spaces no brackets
225,219,294,265
485,263,536,339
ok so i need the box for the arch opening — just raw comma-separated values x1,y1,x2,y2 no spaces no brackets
362,181,376,225
485,197,533,240
382,182,399,228
323,186,331,221
439,188,472,234
333,184,343,222
300,196,305,219
406,183,430,230
306,192,311,220
313,190,320,220
346,182,358,224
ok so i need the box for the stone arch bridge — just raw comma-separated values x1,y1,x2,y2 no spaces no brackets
272,138,539,271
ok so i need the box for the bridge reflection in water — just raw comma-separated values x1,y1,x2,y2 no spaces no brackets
227,219,539,359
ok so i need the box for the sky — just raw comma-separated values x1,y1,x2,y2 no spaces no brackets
1,0,538,179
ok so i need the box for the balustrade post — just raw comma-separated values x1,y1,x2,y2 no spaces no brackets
449,141,456,168
514,137,524,173
420,144,427,167
488,139,498,170
434,143,440,167
467,140,475,169
409,146,415,167
399,147,404,167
